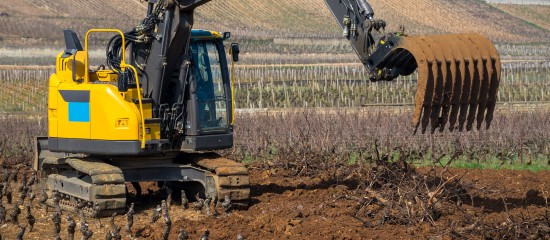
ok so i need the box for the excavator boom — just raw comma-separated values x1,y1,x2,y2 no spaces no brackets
109,0,501,134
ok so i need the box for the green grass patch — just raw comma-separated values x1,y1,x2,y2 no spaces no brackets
238,151,549,172
414,154,550,172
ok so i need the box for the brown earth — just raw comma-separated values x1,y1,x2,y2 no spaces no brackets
0,166,548,239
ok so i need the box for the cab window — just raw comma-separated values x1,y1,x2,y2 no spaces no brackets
191,40,228,132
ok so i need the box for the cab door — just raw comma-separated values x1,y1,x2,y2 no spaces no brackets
190,40,231,134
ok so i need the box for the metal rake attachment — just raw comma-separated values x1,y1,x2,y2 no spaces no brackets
369,34,501,134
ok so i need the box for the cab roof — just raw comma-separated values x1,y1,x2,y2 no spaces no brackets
191,29,222,39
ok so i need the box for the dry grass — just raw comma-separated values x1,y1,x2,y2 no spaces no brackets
1,0,549,47
224,108,550,173
369,0,550,42
1,107,549,167
493,4,550,31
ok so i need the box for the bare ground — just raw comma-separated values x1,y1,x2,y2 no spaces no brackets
0,166,548,239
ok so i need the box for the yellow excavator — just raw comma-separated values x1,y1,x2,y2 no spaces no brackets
34,0,500,215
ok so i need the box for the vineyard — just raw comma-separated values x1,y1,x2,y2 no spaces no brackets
0,69,49,112
493,3,550,31
1,60,549,111
487,0,550,4
0,108,548,239
0,0,549,239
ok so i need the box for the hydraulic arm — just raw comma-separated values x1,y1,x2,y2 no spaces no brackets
107,0,501,135
324,0,501,133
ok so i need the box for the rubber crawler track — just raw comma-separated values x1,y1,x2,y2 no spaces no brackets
44,154,251,214
190,153,251,209
45,158,127,217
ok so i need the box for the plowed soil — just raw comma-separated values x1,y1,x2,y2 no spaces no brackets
1,166,548,239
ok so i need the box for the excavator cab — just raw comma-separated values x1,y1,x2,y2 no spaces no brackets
179,30,236,151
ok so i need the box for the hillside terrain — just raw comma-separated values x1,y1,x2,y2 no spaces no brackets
486,0,550,4
368,0,550,42
493,3,550,31
0,0,549,47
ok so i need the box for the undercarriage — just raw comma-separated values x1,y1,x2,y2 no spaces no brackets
34,137,250,215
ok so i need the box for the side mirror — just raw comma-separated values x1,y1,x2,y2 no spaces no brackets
230,43,240,62
118,70,129,93
223,32,231,40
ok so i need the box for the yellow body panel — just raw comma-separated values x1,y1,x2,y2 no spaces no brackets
49,74,143,141
140,102,162,141
55,83,92,139
48,29,160,148
90,84,140,141
56,51,86,82
141,102,153,119
48,74,60,138
90,70,118,83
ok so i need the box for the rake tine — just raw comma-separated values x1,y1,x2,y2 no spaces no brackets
434,36,457,132
468,35,493,131
403,38,431,134
422,37,446,133
482,38,501,130
459,36,481,131
447,36,466,132
410,37,437,134
456,36,474,132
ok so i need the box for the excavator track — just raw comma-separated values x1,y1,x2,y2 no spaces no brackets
47,190,124,217
39,152,251,214
188,153,251,209
42,157,126,217
369,33,501,134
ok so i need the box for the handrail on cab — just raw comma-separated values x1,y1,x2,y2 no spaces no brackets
84,29,147,149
